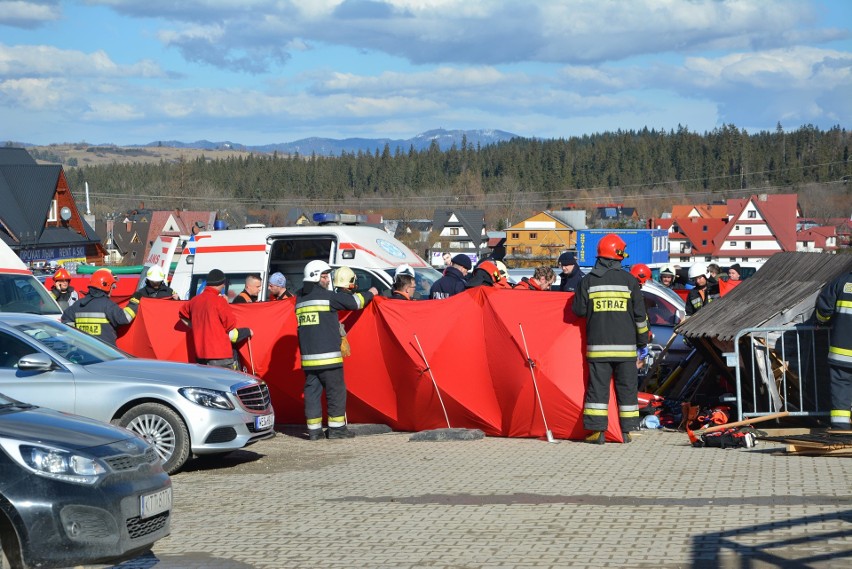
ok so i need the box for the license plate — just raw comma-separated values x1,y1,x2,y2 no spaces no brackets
255,413,275,430
140,487,172,519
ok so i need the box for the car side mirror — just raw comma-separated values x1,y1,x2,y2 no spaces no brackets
17,353,54,372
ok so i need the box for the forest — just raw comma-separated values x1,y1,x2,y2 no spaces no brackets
62,123,851,230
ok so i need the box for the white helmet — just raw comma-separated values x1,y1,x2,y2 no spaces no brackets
146,265,166,283
688,263,709,280
495,260,509,281
394,263,415,280
333,266,357,290
304,260,332,282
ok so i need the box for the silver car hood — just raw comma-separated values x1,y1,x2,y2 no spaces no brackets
85,358,259,391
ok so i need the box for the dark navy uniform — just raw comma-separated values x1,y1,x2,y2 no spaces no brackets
125,283,177,320
429,267,467,299
815,271,852,429
61,288,131,346
572,257,650,434
295,282,374,436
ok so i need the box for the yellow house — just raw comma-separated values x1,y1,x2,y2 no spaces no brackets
505,211,578,268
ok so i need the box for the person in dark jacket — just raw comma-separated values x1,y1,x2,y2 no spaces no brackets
815,271,852,430
555,251,583,293
267,272,293,300
430,254,470,299
125,265,178,320
572,234,650,444
49,267,78,310
232,274,262,303
390,274,416,300
466,260,502,288
61,268,131,346
178,269,252,368
296,260,377,440
685,263,714,316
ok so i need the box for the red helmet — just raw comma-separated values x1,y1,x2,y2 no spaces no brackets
630,263,651,285
477,260,501,282
89,268,117,292
597,234,628,260
53,268,71,282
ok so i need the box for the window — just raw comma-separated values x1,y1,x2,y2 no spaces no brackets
529,232,537,240
524,247,532,255
450,228,459,236
47,200,57,222
511,233,519,239
701,240,707,245
745,227,752,235
745,242,752,249
747,210,756,219
735,225,740,231
703,225,708,231
730,241,737,247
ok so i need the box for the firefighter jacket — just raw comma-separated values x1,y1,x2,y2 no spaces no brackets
50,286,78,310
815,272,852,368
685,285,714,316
125,283,177,319
429,267,467,299
178,286,247,360
295,282,374,371
571,257,650,362
61,288,131,346
516,277,545,291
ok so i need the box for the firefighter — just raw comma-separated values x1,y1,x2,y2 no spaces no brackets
572,233,650,444
685,263,714,316
815,271,852,430
658,265,677,289
49,267,78,310
125,265,179,320
61,268,131,346
629,263,651,287
296,260,377,440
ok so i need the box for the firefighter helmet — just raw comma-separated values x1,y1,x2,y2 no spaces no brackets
597,234,628,260
89,268,117,292
495,260,509,282
477,260,501,282
688,263,709,280
304,260,332,283
333,266,357,290
146,265,166,283
630,263,651,285
659,265,675,278
52,268,71,282
394,264,415,280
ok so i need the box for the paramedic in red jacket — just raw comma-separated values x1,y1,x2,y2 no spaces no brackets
179,269,252,369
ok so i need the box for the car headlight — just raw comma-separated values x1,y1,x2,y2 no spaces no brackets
179,387,235,410
0,439,106,485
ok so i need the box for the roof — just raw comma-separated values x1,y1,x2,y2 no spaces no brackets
0,164,62,241
677,252,852,342
720,194,799,251
432,209,485,248
147,210,217,245
0,148,37,166
670,204,728,218
673,217,727,254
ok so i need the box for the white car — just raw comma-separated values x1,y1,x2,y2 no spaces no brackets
0,314,275,473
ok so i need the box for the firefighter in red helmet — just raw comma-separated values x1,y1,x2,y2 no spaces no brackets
49,267,78,310
629,263,651,287
61,268,132,346
572,233,650,444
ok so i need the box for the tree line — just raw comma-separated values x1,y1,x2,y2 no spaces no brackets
63,123,851,228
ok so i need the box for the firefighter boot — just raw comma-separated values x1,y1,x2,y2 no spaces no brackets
327,426,356,439
584,431,605,445
307,428,326,441
622,431,632,443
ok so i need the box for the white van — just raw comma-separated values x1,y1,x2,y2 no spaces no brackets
0,241,63,317
166,217,443,301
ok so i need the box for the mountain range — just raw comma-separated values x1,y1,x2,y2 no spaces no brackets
141,128,520,156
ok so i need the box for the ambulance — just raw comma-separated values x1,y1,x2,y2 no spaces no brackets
0,240,63,317
163,214,443,301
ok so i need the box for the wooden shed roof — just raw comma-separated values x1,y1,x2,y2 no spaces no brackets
677,252,852,342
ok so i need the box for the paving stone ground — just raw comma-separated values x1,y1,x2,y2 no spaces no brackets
80,427,852,569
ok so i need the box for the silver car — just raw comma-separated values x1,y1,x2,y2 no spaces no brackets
0,314,275,474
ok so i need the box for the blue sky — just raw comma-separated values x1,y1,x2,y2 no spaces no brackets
1,0,850,146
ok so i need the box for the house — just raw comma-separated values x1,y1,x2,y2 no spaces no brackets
796,225,837,253
0,148,105,267
590,203,640,227
504,210,580,268
431,209,486,265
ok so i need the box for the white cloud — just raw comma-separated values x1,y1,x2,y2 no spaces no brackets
0,43,166,78
0,0,61,29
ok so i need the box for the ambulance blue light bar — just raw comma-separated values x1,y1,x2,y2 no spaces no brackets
313,213,367,225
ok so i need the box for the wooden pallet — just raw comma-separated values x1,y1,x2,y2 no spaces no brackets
759,432,852,456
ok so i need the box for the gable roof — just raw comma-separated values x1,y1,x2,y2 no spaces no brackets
670,204,728,219
0,164,62,242
432,209,485,248
719,194,798,252
672,217,727,254
147,210,217,245
677,252,852,342
0,148,37,166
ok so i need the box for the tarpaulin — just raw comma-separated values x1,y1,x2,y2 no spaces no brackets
116,288,627,441
718,279,742,296
46,276,139,306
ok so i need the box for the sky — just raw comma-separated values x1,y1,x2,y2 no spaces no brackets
1,0,851,146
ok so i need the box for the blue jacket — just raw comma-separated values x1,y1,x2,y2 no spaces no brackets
429,267,467,299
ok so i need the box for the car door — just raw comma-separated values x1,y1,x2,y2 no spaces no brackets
0,330,76,412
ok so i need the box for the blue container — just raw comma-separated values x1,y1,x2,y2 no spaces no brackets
213,220,228,231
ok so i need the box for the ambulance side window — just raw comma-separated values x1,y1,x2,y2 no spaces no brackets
351,269,389,293
269,236,336,294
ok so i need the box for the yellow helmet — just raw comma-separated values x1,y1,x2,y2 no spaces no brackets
333,266,357,290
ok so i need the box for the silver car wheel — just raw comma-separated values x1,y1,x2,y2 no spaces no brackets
126,414,176,462
117,403,190,474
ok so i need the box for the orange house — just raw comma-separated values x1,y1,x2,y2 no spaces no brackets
504,211,578,268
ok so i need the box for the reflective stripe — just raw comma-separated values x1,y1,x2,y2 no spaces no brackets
583,408,609,416
830,409,851,419
636,318,649,334
828,346,852,365
619,404,640,419
124,306,137,320
296,299,331,309
306,417,323,427
295,305,331,314
589,284,630,294
301,351,344,367
619,405,639,412
328,416,346,427
587,344,637,358
353,293,366,309
228,329,239,342
585,403,608,410
75,316,109,324
815,310,831,323
589,290,631,299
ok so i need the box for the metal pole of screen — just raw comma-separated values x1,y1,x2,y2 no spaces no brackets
519,323,557,443
247,337,256,376
414,334,451,429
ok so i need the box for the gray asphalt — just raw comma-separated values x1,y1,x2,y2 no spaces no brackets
80,426,852,569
